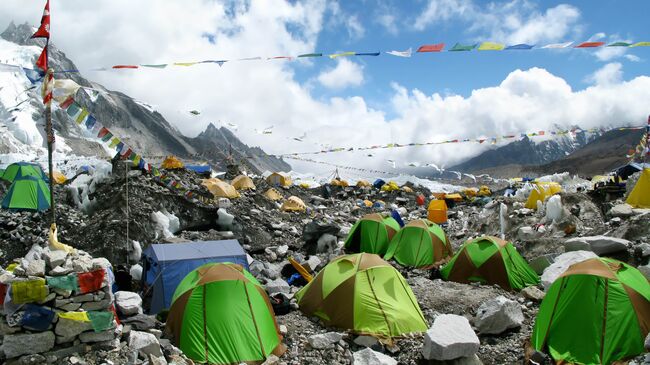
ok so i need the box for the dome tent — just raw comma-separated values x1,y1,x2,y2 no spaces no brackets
530,257,650,365
440,236,539,291
266,172,292,187
263,188,283,201
627,168,650,208
384,219,452,268
166,263,285,364
1,162,48,183
202,179,240,199
344,213,400,256
295,253,428,340
161,155,184,170
231,174,256,190
280,196,306,212
2,176,51,211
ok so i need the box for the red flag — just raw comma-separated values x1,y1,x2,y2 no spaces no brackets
31,0,50,39
575,42,605,48
59,96,74,109
417,43,445,52
35,46,48,72
78,269,105,294
112,65,139,69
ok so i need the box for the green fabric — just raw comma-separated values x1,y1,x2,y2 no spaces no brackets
88,311,115,332
464,239,498,267
502,244,541,290
532,258,650,364
344,217,399,256
47,275,79,291
172,262,261,303
2,176,51,211
384,221,447,268
298,53,323,57
607,42,631,47
1,163,47,183
449,43,477,51
320,256,358,299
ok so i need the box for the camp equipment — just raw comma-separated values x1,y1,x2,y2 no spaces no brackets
427,200,447,224
232,175,256,190
440,236,539,291
356,180,371,187
166,263,285,364
372,179,386,189
266,172,292,187
531,257,649,364
525,182,561,209
263,188,283,201
381,181,400,192
331,178,349,187
141,240,248,313
344,213,400,256
202,179,240,199
295,253,428,340
1,176,51,211
1,162,48,183
280,196,306,212
161,156,184,170
627,168,650,208
50,171,67,184
384,219,452,268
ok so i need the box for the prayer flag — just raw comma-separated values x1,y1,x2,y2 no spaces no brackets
108,137,120,148
22,68,44,84
268,56,292,60
75,109,89,125
112,65,139,69
541,42,573,49
101,132,113,143
59,96,74,110
386,48,412,57
449,43,476,51
97,127,110,139
575,41,605,48
35,47,48,72
478,42,505,51
173,62,197,66
85,115,97,129
298,53,322,58
329,52,355,59
505,44,534,50
66,102,82,118
11,279,47,304
417,44,445,52
58,311,90,322
88,311,115,332
47,275,79,291
77,269,105,294
21,304,55,331
607,42,631,47
631,42,650,47
141,64,168,68
355,52,380,56
31,0,50,39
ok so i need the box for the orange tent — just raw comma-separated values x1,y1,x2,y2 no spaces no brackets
427,200,448,224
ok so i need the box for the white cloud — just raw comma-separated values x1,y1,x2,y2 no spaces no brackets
414,0,581,45
317,59,364,89
586,62,623,86
625,54,641,62
326,2,365,40
376,13,398,35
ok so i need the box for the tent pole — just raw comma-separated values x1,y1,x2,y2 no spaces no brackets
45,67,56,225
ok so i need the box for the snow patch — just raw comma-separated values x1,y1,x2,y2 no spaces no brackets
151,210,180,239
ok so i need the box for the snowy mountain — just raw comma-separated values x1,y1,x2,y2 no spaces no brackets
0,22,289,174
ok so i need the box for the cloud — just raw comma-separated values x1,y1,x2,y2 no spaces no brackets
414,0,581,45
625,54,641,62
317,59,364,89
586,62,623,86
326,2,365,40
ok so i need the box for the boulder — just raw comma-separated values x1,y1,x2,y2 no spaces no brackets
129,330,163,357
353,335,380,349
315,233,338,254
115,291,143,316
1,331,55,358
609,204,633,217
541,251,597,290
24,259,46,277
528,255,555,275
121,314,159,331
564,236,630,255
55,317,93,337
521,286,545,302
474,296,524,334
422,314,480,360
264,278,290,295
352,348,397,365
44,248,67,268
308,332,344,349
79,329,116,343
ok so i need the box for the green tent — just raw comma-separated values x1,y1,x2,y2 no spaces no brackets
1,176,51,211
531,257,650,364
165,263,285,364
384,219,453,268
295,253,428,340
440,236,539,291
344,213,401,256
1,162,48,183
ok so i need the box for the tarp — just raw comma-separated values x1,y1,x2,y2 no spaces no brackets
161,156,184,169
627,168,650,208
1,162,48,183
142,240,248,314
184,165,211,174
50,171,67,184
231,175,256,190
2,176,51,211
266,172,292,187
281,196,306,212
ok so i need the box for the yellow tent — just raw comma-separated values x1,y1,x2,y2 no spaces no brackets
263,188,283,201
161,156,184,170
231,175,256,191
478,185,492,196
402,186,414,193
381,181,400,192
627,168,650,208
331,179,349,187
50,171,67,184
462,188,478,197
356,180,371,187
281,196,306,212
444,193,463,202
298,183,310,189
363,200,373,207
267,172,292,187
427,200,448,224
525,182,562,209
202,179,240,199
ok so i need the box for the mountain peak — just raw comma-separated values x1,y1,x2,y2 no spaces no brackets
1,22,41,46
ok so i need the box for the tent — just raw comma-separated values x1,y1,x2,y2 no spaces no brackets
530,257,649,364
231,175,256,191
525,182,561,209
294,253,428,340
627,168,650,209
444,193,463,202
344,213,400,256
614,162,644,180
202,179,240,199
50,171,67,185
266,172,292,187
330,178,349,187
477,185,491,196
1,162,48,183
280,196,306,212
141,240,248,314
161,156,184,170
440,236,539,291
166,263,285,364
462,188,478,198
384,219,452,268
381,181,400,192
2,176,51,211
401,186,414,193
184,165,211,175
427,200,448,224
263,188,283,201
372,179,386,189
356,180,371,187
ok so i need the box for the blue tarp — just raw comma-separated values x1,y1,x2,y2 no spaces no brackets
391,210,405,228
142,240,248,314
185,165,211,174
373,179,386,189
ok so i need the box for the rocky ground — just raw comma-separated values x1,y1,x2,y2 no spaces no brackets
1,164,649,364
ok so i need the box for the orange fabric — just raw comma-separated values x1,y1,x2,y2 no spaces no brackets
427,200,448,224
78,269,105,294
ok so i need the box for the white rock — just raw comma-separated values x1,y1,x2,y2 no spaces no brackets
130,264,143,281
353,348,397,365
564,235,630,255
264,278,290,295
541,251,598,290
521,286,545,302
115,291,143,316
609,204,634,217
43,248,67,268
308,332,344,349
129,330,163,357
316,233,338,253
474,296,524,335
1,331,55,358
276,245,289,257
422,314,480,360
306,256,322,271
545,195,564,223
517,227,536,240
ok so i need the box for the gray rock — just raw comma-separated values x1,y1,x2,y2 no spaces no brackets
306,256,322,271
353,335,380,349
609,204,633,217
521,286,546,302
430,354,484,365
44,249,68,268
528,255,555,275
517,227,536,240
81,298,111,311
1,331,55,358
352,348,397,365
72,255,93,272
121,314,158,331
115,291,143,316
474,296,524,334
79,329,116,343
129,330,163,357
639,263,650,281
24,259,46,277
57,302,81,311
308,332,344,349
564,235,630,255
264,278,290,295
71,293,95,303
55,318,93,337
541,251,598,290
422,314,479,360
316,233,338,253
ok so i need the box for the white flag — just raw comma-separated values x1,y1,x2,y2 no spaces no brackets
386,48,412,57
541,42,574,49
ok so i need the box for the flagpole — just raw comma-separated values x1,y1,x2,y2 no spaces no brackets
45,66,56,225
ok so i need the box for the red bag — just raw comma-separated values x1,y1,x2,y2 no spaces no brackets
416,195,425,206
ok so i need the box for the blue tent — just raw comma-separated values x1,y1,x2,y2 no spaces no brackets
185,165,211,174
142,240,248,314
373,179,386,189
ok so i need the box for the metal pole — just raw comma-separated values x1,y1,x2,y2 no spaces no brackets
45,67,56,225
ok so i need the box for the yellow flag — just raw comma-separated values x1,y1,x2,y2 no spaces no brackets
631,42,650,47
75,109,89,124
329,51,355,59
173,62,197,66
478,42,505,51
58,311,90,322
11,279,47,304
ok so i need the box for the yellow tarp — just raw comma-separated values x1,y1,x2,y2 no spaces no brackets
202,179,240,199
281,196,306,212
402,186,414,193
525,182,562,209
231,175,256,190
51,171,67,184
161,156,184,169
263,188,283,201
356,180,371,187
627,168,650,209
444,193,463,202
331,179,349,187
381,181,400,192
478,185,492,196
266,172,292,187
11,278,47,304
